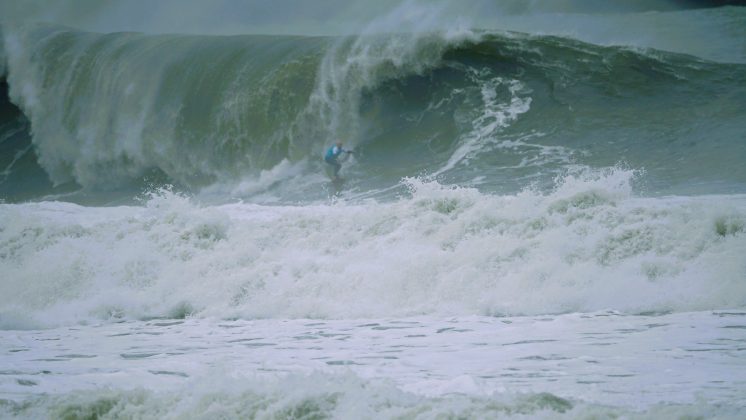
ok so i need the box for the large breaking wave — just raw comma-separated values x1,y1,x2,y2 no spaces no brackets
1,21,745,201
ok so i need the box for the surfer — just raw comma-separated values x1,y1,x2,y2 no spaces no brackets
324,140,353,181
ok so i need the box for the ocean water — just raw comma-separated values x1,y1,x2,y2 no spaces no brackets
1,1,746,418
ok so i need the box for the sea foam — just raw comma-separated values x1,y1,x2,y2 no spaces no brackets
1,169,745,328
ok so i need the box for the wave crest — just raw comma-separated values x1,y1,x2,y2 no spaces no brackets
2,23,745,199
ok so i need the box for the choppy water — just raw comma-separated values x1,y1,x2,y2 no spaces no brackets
2,312,746,418
1,1,746,418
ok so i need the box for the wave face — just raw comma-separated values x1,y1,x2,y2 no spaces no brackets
2,18,746,201
3,24,331,192
1,171,745,327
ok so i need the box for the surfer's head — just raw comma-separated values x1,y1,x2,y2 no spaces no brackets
336,140,343,147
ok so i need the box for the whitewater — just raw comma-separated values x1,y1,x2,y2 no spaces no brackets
1,1,746,418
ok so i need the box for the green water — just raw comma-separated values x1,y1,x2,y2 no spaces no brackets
1,21,745,203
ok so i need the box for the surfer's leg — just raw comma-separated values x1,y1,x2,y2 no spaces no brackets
333,162,341,178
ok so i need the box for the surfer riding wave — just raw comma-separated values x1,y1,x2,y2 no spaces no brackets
324,140,354,181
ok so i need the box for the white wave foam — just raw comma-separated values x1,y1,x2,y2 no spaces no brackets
199,159,315,201
3,368,743,419
431,71,533,177
1,169,745,328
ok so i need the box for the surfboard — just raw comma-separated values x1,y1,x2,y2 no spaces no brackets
324,165,337,180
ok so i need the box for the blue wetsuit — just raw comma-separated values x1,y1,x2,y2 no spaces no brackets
324,145,347,178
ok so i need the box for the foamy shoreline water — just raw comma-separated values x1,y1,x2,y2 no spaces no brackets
2,311,745,418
